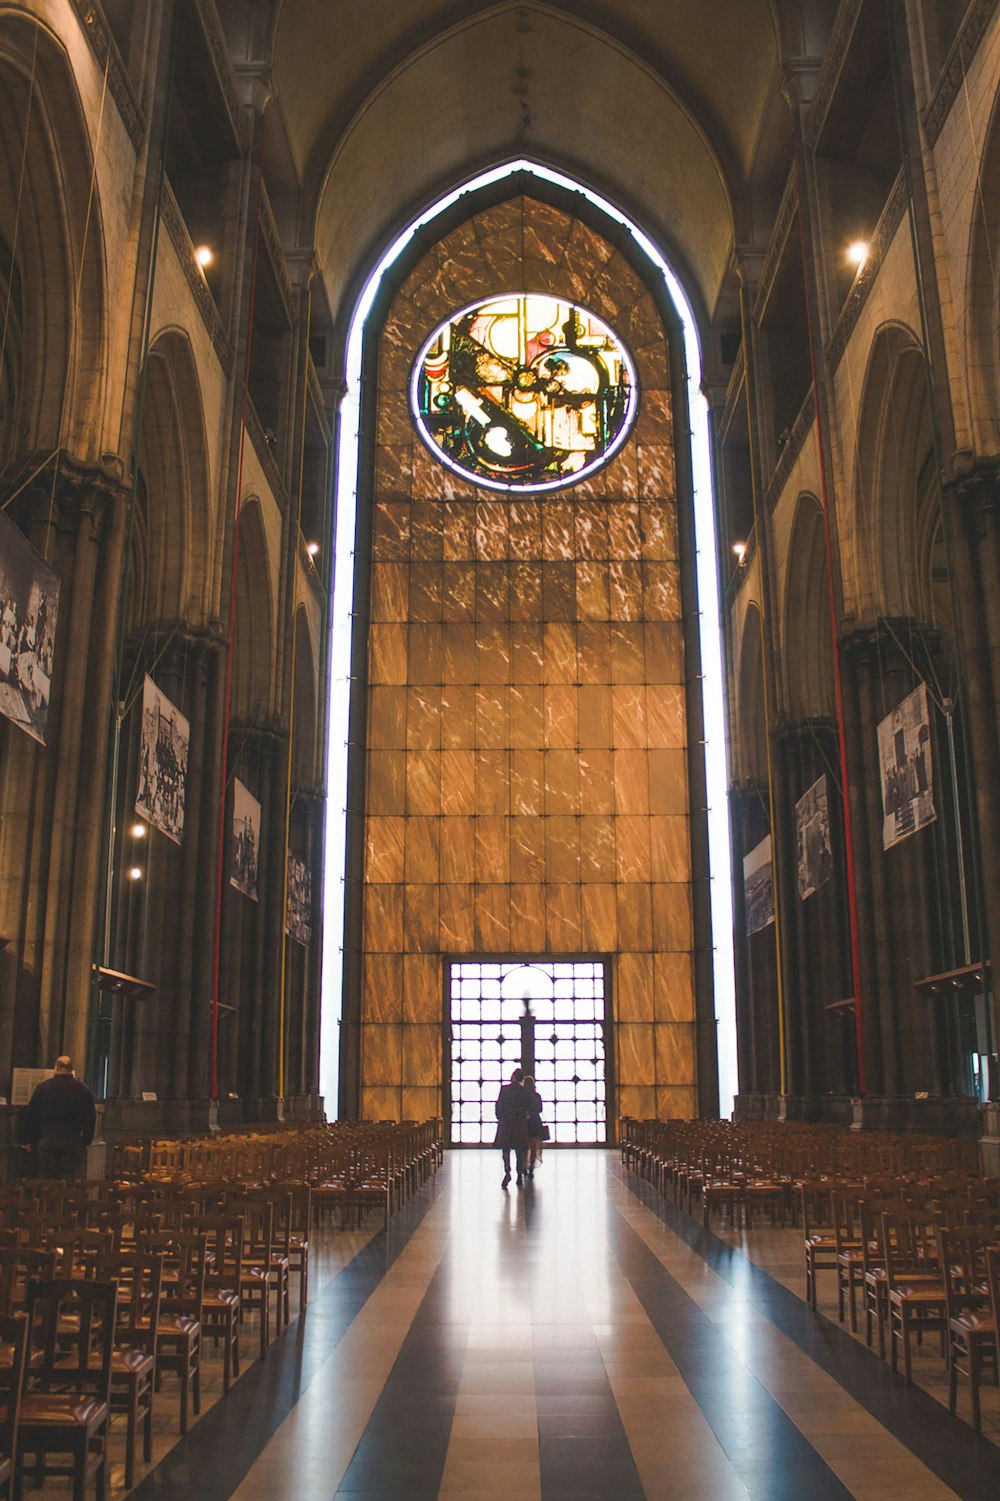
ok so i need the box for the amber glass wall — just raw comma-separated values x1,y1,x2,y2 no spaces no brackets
357,196,696,1124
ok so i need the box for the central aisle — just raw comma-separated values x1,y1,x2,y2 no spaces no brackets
132,1150,993,1501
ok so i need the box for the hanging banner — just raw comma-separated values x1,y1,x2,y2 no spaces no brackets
230,778,261,900
286,852,312,945
743,834,775,936
0,511,60,745
878,682,936,850
796,775,833,900
135,674,188,844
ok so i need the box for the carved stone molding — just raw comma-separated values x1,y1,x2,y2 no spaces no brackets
22,458,126,542
244,399,288,509
751,171,799,323
719,345,746,443
803,0,864,152
944,454,1000,531
258,185,296,328
827,172,907,369
73,1,145,152
765,389,816,512
194,0,253,155
306,360,333,444
160,180,234,372
773,713,838,743
923,0,999,146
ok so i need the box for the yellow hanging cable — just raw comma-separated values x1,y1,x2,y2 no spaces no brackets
277,283,313,1098
737,284,788,1097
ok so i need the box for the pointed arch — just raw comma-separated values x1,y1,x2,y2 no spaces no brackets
737,603,768,783
783,492,835,721
291,608,317,789
0,8,106,479
231,498,275,722
853,322,937,623
133,329,211,627
966,77,1000,452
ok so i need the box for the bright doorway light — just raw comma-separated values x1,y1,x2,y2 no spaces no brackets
321,161,738,1120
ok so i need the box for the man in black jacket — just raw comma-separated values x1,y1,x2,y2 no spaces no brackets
494,1067,529,1189
19,1056,96,1182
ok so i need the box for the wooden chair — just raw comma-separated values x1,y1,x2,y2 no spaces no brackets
938,1226,996,1433
0,1314,28,1500
0,1251,58,1318
800,1181,838,1310
883,1210,947,1386
236,1200,275,1359
17,1278,116,1501
281,1182,312,1313
859,1197,911,1358
96,1251,162,1489
834,1190,866,1331
190,1216,242,1392
140,1231,204,1435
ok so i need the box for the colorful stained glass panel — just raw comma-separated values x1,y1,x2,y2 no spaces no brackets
412,296,637,492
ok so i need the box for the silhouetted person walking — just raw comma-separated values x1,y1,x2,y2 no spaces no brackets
19,1056,96,1182
494,1067,528,1188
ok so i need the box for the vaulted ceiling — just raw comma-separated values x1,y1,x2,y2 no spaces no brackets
245,2,826,340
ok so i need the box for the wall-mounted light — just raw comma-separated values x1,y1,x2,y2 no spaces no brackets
306,541,320,558
195,244,215,270
732,541,747,562
846,239,869,268
128,866,143,882
129,823,146,840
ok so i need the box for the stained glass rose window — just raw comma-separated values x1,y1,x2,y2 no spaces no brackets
411,294,637,491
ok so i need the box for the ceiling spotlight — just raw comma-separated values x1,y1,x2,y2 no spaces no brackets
195,244,214,269
846,240,869,268
128,866,143,881
732,541,747,560
130,823,146,839
306,541,320,558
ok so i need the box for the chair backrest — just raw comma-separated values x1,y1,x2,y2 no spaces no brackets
238,1199,274,1261
986,1244,1000,1333
190,1216,244,1288
935,1227,988,1321
55,1227,114,1279
97,1250,164,1350
0,1249,58,1315
26,1279,117,1401
0,1312,29,1468
142,1230,208,1313
880,1210,942,1288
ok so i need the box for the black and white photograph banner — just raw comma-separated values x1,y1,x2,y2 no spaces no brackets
230,778,261,900
743,833,775,936
795,774,833,900
135,674,189,844
286,852,312,945
878,681,936,851
0,510,60,745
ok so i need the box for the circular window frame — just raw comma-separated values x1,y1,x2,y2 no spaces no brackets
409,293,639,494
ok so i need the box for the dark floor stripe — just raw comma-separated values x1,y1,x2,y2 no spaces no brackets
617,1160,1000,1501
334,1250,463,1498
525,1181,646,1501
128,1168,446,1501
607,1191,855,1501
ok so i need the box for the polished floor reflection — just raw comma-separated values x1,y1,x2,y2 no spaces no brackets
123,1151,1000,1501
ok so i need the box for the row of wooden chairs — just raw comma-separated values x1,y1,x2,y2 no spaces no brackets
0,1190,304,1490
620,1118,982,1229
806,1183,1000,1429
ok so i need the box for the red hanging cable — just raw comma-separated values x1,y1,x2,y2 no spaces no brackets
210,120,266,1102
792,149,868,1095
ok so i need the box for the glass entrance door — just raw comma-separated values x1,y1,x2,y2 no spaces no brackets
447,959,608,1144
